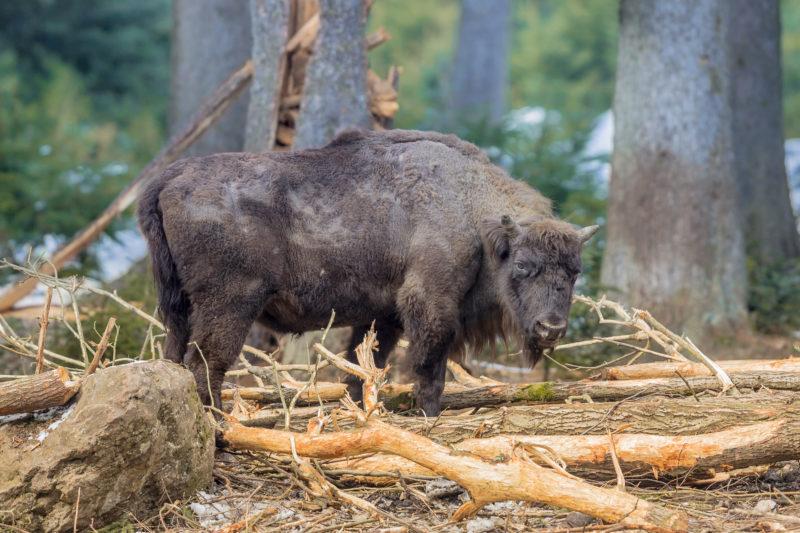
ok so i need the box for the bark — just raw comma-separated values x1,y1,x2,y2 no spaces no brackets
449,0,510,125
0,368,80,416
223,371,800,411
221,419,688,530
294,0,370,149
730,0,800,261
387,390,797,440
602,0,748,339
331,418,800,481
171,0,252,155
0,61,254,312
599,357,800,381
245,0,291,152
240,389,797,439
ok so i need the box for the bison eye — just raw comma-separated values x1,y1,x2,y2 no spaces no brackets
513,261,528,276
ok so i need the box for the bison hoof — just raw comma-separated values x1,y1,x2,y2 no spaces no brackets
413,388,442,417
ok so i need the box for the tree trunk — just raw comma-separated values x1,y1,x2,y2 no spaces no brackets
293,0,370,149
225,371,800,411
239,390,796,438
730,0,800,262
602,0,748,339
245,0,291,152
333,418,800,482
599,357,800,381
171,0,252,155
448,0,510,126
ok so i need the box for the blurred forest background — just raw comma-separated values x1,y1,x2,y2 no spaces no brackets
1,0,799,363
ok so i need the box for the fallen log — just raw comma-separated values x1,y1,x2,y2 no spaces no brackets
599,357,800,381
221,419,688,531
238,390,797,439
0,367,80,416
0,60,255,313
327,418,799,482
222,371,800,411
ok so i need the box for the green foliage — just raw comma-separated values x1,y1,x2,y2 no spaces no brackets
782,0,800,138
748,258,800,334
369,0,618,131
0,51,163,278
509,0,617,129
0,0,171,122
0,0,169,279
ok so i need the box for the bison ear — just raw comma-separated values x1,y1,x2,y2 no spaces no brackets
481,215,518,263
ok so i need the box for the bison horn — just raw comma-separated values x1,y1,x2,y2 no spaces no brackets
578,225,599,244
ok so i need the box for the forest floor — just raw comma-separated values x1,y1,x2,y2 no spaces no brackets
129,433,800,533
121,358,800,533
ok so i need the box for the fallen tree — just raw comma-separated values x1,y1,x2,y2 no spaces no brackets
221,417,687,531
324,417,799,482
236,390,796,437
599,357,800,380
223,370,800,411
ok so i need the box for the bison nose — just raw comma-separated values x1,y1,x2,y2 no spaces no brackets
533,317,567,342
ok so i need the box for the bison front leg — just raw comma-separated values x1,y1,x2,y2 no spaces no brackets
398,283,458,417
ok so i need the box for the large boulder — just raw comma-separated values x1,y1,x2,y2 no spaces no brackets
0,360,214,532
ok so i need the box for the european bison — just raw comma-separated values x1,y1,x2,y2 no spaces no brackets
138,129,597,415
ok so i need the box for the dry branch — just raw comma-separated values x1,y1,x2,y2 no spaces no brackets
34,287,53,374
0,60,255,312
85,317,116,376
0,367,80,416
600,357,800,380
221,419,687,531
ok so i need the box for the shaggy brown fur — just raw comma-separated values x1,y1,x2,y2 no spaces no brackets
137,129,595,415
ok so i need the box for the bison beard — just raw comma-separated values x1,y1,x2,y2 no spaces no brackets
137,129,596,415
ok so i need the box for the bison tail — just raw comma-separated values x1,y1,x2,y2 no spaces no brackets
136,166,191,363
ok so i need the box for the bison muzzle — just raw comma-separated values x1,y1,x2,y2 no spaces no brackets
137,129,597,416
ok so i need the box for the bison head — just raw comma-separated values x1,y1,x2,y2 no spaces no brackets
481,215,598,366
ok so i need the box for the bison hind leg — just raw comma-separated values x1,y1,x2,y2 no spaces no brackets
344,322,402,403
184,294,263,409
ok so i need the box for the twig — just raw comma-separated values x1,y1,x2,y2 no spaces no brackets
35,287,53,374
607,430,626,492
674,370,700,402
85,317,117,376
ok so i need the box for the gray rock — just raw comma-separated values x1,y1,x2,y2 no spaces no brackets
0,360,214,532
754,499,779,514
565,511,596,528
425,479,464,499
